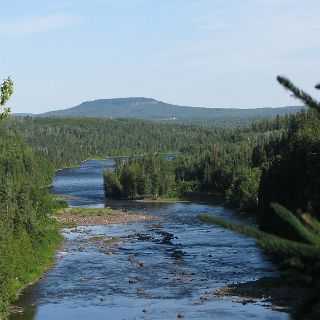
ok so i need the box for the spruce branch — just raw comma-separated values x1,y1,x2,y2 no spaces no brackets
258,235,320,259
270,203,320,245
301,213,320,234
198,214,268,239
277,76,320,112
199,212,320,259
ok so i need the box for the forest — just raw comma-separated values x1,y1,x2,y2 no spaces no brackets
5,113,298,169
4,116,233,168
104,155,176,199
0,79,61,317
0,128,62,316
102,106,319,237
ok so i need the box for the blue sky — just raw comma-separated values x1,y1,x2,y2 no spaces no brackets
0,0,319,113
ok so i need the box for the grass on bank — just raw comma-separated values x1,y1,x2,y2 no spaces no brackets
155,191,224,204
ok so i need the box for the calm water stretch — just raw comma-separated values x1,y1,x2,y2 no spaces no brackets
11,159,288,320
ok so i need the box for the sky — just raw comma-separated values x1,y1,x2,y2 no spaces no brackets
0,0,319,113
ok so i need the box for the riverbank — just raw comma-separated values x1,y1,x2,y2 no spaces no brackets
209,277,311,314
53,207,152,227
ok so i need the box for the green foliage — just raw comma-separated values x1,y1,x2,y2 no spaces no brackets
225,168,261,211
0,77,13,120
104,154,176,199
103,169,123,198
5,116,233,168
199,202,320,277
269,203,320,246
277,76,320,112
0,126,61,318
258,94,320,234
176,180,198,196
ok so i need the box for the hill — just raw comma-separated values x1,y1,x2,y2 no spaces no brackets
40,97,304,127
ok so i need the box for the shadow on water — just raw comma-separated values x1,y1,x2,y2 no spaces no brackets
10,159,289,320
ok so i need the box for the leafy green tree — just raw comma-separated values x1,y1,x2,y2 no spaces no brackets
225,167,261,211
0,77,13,120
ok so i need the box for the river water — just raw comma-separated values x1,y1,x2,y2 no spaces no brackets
10,159,288,320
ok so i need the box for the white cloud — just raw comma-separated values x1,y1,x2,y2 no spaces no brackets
0,13,79,36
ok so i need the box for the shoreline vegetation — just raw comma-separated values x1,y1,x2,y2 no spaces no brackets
132,192,224,205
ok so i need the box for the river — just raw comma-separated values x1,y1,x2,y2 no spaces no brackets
10,159,288,320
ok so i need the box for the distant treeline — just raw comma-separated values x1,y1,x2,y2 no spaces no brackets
5,116,233,168
5,114,298,169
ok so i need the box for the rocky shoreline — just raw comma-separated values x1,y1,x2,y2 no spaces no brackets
210,277,311,313
53,210,152,226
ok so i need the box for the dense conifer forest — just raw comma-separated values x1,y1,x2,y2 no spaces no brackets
102,107,319,236
0,116,61,318
4,116,232,168
5,112,297,169
0,128,62,316
104,155,176,200
0,79,61,317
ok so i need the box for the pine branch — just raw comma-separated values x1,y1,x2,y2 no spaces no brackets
270,203,320,245
301,213,320,233
277,76,320,112
198,214,268,239
258,235,320,259
199,213,320,259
